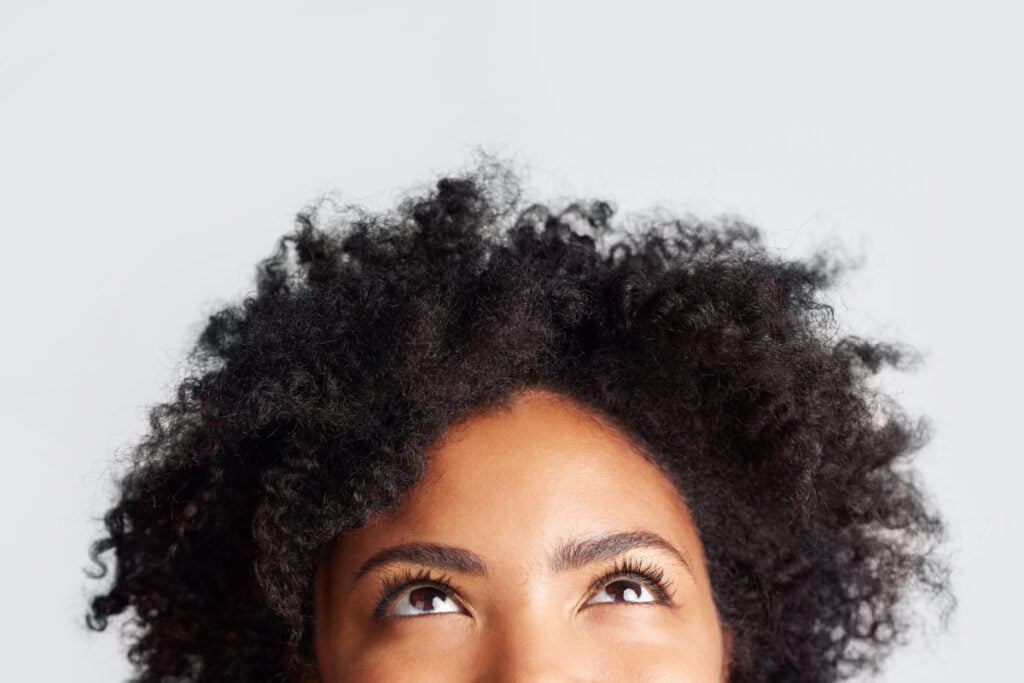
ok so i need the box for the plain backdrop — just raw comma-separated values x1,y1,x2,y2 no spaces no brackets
1,1,1020,680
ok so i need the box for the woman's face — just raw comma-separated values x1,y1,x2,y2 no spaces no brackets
310,388,730,681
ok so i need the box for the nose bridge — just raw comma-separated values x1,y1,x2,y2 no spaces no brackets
475,604,590,683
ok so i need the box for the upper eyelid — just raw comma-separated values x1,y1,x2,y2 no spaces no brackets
374,569,462,611
590,560,675,601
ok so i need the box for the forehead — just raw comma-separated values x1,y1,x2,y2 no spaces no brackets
419,390,687,522
338,388,710,583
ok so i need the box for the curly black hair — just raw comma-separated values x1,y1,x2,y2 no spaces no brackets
84,156,951,682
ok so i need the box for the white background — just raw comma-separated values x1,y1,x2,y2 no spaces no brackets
1,1,1020,680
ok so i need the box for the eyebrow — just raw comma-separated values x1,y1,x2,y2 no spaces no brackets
354,543,487,584
352,531,694,586
551,531,694,577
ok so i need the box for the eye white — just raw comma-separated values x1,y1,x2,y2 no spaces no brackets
587,579,657,605
388,586,463,616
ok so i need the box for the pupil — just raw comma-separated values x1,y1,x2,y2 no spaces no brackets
409,587,446,612
609,580,642,602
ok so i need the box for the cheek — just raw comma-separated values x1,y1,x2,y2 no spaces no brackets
579,607,724,681
331,615,478,682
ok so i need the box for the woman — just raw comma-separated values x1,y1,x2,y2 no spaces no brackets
85,159,951,681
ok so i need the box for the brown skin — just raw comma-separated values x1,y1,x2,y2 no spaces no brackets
308,388,732,681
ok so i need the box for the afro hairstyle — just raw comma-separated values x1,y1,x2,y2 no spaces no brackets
85,157,951,682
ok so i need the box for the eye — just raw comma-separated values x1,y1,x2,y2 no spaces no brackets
585,578,658,605
386,585,465,617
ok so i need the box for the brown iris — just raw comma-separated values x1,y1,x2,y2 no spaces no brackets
604,580,643,602
407,586,449,612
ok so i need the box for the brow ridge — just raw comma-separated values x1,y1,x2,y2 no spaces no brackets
551,530,693,576
354,543,488,584
352,530,693,585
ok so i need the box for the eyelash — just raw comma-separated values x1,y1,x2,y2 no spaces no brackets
372,567,461,620
590,556,676,605
372,558,675,620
